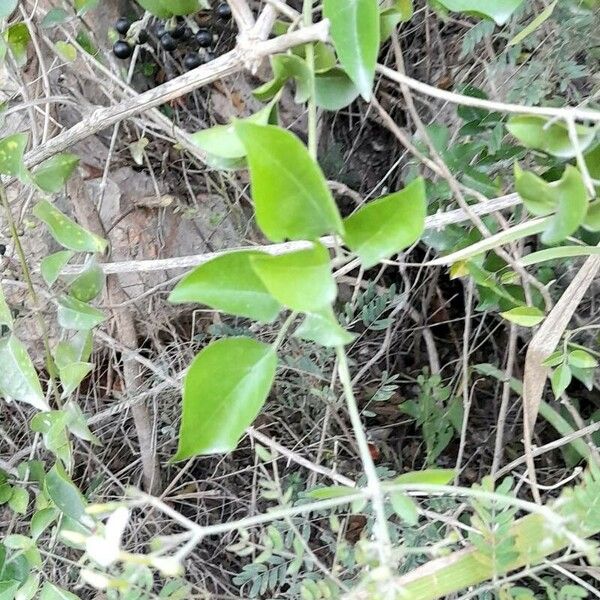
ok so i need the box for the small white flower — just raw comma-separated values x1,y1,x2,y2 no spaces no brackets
86,507,130,568
150,556,183,577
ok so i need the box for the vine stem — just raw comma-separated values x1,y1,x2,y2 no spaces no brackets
302,0,318,159
335,346,393,565
0,183,61,405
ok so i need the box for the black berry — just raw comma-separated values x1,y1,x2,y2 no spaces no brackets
216,2,232,19
155,23,166,37
113,40,133,59
182,26,193,40
137,29,149,44
170,23,186,39
115,17,131,35
195,28,212,47
160,32,177,51
0,244,6,256
184,52,203,70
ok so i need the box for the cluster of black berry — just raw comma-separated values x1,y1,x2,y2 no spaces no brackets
112,2,232,70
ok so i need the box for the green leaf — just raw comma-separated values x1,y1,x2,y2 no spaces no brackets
68,259,104,302
235,122,344,242
60,362,93,397
500,306,545,327
507,0,557,46
44,463,87,523
305,485,356,500
8,487,28,515
0,335,48,411
173,337,277,459
507,115,595,159
57,295,105,330
516,166,589,245
64,400,99,444
0,284,13,329
33,201,108,253
33,153,79,192
54,331,93,369
0,483,13,503
190,100,277,160
30,508,58,540
41,8,70,28
315,68,360,111
570,366,595,391
40,251,74,287
169,250,281,322
5,23,30,67
15,574,39,600
380,0,414,41
39,583,81,600
584,200,600,232
254,54,312,104
0,0,17,18
391,469,455,486
0,133,28,180
136,0,173,17
161,0,201,15
434,0,523,24
323,0,380,100
568,349,597,369
389,492,419,525
0,583,19,600
343,178,426,268
294,309,356,347
54,41,77,62
251,243,337,312
551,363,572,398
73,0,99,14
30,411,72,469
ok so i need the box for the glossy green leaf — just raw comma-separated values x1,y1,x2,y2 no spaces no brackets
516,166,589,245
391,469,455,486
507,115,595,159
54,330,93,369
551,363,572,398
169,250,281,322
0,133,28,180
64,401,99,444
500,306,545,327
0,0,17,18
254,54,312,104
584,200,600,231
39,583,81,600
343,178,426,268
40,250,74,287
390,492,419,525
434,0,523,24
73,0,99,14
323,0,380,100
30,508,58,540
57,295,105,330
315,68,360,110
33,153,79,192
0,583,19,600
507,0,557,46
568,349,597,369
380,0,414,41
162,0,201,15
235,122,344,242
60,362,93,397
30,411,72,468
190,101,277,160
0,284,13,329
5,23,30,67
0,335,48,411
294,309,356,347
305,485,356,499
8,487,28,515
0,483,13,503
173,337,277,459
15,574,39,600
44,463,87,523
570,366,595,391
41,8,70,28
251,243,336,312
33,201,108,253
68,259,104,302
136,0,173,17
54,41,77,62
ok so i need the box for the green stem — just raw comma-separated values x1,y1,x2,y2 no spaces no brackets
273,311,297,350
335,346,392,565
0,183,61,406
303,0,318,160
